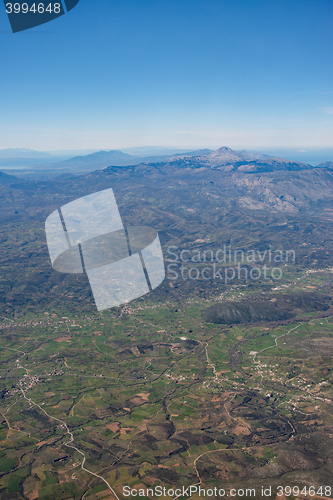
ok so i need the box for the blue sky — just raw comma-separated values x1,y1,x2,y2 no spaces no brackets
0,0,333,150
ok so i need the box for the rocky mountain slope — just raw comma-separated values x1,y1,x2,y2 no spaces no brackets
0,147,333,222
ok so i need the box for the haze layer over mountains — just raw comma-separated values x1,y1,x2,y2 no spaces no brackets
1,146,333,217
0,146,333,177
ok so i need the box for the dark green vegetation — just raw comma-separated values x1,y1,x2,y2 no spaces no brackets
203,292,332,325
0,149,333,499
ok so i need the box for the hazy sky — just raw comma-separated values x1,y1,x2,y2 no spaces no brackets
1,0,333,150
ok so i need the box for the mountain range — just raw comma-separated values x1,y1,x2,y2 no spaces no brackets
26,148,217,174
1,146,333,178
1,146,333,220
33,146,331,175
38,149,173,172
0,148,54,158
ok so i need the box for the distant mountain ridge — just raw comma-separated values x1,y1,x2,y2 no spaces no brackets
0,148,53,158
41,149,175,172
206,146,267,163
24,148,218,174
161,146,313,172
1,146,333,222
58,149,133,165
171,146,270,164
88,146,333,213
2,146,331,176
